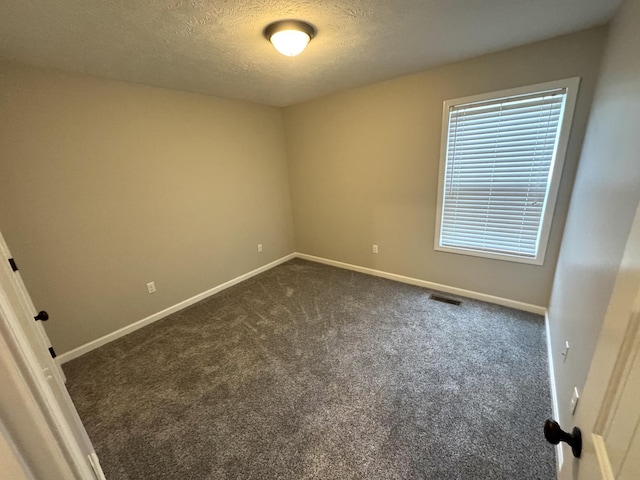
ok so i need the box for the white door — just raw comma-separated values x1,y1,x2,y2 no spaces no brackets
559,203,640,480
0,230,105,479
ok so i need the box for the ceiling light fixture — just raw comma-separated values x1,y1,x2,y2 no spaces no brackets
264,20,316,57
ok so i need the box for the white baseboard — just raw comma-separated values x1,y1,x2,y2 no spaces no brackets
545,311,563,472
57,253,296,364
58,251,546,364
295,253,546,315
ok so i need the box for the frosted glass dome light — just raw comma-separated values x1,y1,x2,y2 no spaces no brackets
270,30,310,57
264,20,316,57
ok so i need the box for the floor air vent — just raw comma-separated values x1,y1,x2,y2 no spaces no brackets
429,294,461,306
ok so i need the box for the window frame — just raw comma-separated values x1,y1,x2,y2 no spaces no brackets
434,77,581,265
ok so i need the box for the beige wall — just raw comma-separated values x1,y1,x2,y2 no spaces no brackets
0,63,295,354
0,27,612,357
548,0,640,427
284,28,607,307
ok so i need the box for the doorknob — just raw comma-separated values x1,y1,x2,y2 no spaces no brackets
544,419,582,458
34,311,49,321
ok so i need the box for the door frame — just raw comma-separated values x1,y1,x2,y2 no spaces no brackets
0,249,100,479
559,201,640,479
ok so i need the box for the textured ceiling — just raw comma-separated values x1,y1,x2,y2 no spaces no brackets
0,0,621,106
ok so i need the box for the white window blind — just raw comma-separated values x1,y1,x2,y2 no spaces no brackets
438,87,569,261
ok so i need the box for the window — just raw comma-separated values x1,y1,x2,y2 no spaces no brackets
434,78,580,265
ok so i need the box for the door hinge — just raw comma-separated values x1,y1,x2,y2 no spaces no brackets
8,258,18,271
48,347,57,359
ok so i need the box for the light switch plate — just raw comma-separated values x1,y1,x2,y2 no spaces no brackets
570,387,580,415
562,341,570,363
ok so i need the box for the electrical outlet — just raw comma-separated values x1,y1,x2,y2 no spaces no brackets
372,244,379,254
570,387,580,415
257,244,263,253
146,281,156,294
562,341,570,363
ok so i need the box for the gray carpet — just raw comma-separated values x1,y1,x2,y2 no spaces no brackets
63,259,556,479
